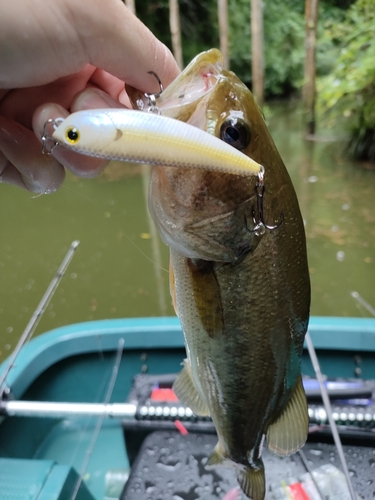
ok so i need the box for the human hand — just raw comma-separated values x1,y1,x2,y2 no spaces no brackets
0,0,180,193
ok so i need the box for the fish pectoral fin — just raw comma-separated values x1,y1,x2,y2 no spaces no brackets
266,376,309,457
169,257,178,315
236,463,265,500
172,360,210,416
187,259,224,338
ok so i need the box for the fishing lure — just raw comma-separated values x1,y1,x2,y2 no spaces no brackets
43,109,262,178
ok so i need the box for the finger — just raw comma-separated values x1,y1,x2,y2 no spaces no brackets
33,103,110,178
0,65,96,129
70,87,128,112
0,117,65,193
89,68,129,103
1,0,180,91
66,0,180,92
0,150,29,190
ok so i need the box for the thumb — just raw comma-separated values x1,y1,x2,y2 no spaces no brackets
73,0,180,92
0,0,180,92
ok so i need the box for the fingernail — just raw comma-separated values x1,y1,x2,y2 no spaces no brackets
74,88,126,110
0,117,25,146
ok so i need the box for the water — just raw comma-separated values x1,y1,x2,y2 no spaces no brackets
0,102,374,361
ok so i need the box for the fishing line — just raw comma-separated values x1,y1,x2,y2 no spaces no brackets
60,183,169,273
70,338,125,500
63,337,120,476
305,331,357,500
298,449,326,500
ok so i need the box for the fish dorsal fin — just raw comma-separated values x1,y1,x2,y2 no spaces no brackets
236,463,265,500
266,377,309,456
169,257,178,315
173,360,210,416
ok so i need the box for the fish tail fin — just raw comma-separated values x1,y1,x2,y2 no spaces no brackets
236,462,265,500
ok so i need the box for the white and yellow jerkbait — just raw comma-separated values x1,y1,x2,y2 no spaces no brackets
52,109,262,177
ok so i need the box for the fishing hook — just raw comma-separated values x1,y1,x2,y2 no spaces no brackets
246,165,284,236
41,118,64,155
144,71,164,114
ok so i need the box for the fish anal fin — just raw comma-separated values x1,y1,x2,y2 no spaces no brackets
236,463,265,500
172,360,210,416
267,376,309,457
169,258,178,315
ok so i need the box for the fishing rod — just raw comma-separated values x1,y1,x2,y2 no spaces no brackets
0,240,80,398
305,331,357,500
350,290,375,317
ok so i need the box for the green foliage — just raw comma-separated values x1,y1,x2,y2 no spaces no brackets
135,0,307,96
133,0,218,68
132,0,355,101
263,2,305,95
318,0,375,161
229,0,305,95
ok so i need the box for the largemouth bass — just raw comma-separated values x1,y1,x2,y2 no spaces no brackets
148,50,311,500
50,49,310,500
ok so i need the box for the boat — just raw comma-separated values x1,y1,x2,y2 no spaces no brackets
1,315,375,499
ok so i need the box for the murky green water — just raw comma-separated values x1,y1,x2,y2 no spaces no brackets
1,103,374,361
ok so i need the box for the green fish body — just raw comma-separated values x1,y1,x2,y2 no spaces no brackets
149,49,311,500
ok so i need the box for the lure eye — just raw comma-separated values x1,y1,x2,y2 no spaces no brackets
220,119,251,151
65,127,80,145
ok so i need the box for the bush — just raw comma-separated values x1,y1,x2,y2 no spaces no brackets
318,0,375,161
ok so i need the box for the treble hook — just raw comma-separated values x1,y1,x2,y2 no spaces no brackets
143,71,164,114
41,117,64,155
246,165,284,236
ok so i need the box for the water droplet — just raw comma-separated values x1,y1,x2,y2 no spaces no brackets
156,461,182,472
309,449,323,456
307,175,318,183
336,250,345,262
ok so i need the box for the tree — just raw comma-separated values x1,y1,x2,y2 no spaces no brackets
251,0,264,106
170,0,183,69
303,0,319,135
218,0,229,69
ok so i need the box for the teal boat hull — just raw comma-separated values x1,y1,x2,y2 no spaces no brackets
0,316,374,499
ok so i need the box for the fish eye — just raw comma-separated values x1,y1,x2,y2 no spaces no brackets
65,127,80,145
220,119,251,151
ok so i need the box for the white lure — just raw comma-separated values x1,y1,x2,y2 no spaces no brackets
52,109,262,177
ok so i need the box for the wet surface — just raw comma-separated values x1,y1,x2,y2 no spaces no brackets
122,430,375,499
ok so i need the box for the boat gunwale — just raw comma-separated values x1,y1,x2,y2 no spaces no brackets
1,316,375,399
